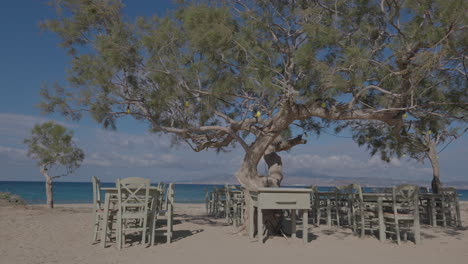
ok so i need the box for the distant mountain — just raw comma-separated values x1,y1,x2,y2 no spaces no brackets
174,173,238,185
175,172,468,189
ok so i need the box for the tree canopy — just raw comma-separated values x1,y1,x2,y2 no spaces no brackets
40,0,467,187
24,121,84,176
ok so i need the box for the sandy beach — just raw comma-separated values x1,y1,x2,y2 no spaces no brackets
0,202,467,264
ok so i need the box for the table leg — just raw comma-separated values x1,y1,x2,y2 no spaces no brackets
455,198,462,227
101,193,111,248
249,204,255,239
258,207,263,244
291,209,296,239
431,197,437,227
303,210,308,244
378,197,385,242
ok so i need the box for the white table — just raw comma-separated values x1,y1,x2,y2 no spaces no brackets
248,188,312,244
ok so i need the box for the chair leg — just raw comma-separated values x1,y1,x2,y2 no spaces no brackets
117,216,122,250
316,205,321,226
92,211,99,243
326,199,331,227
167,213,173,244
395,219,400,245
441,199,447,227
151,217,156,246
142,217,147,245
414,218,421,244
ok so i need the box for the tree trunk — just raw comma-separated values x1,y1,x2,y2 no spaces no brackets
235,137,286,236
426,141,441,194
41,167,54,208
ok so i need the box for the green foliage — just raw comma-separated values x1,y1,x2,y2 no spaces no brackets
0,192,27,205
349,114,466,164
24,122,84,176
39,0,466,154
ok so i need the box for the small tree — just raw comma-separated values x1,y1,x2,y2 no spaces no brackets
348,115,467,193
24,122,84,208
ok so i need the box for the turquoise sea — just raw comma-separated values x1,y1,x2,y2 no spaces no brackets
1,181,467,204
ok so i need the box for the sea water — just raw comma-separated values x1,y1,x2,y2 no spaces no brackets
1,181,467,204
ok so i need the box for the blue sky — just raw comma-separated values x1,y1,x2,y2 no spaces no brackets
0,1,466,185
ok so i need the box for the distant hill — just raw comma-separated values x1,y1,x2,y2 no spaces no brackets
175,172,468,189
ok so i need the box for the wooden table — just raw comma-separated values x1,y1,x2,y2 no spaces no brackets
100,187,160,248
248,188,312,244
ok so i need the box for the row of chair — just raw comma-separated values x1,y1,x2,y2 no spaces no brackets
91,176,174,249
310,184,461,244
205,185,245,227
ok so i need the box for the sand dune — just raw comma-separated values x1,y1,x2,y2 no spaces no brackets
0,202,467,264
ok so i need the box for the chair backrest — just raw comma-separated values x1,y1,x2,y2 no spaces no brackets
392,184,419,214
164,183,175,211
92,176,101,209
309,185,318,206
158,183,168,209
419,187,430,193
440,187,458,201
346,184,363,202
333,185,350,205
116,177,151,213
441,187,457,195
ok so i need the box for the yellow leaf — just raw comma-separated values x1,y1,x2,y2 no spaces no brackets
184,101,190,107
126,108,131,114
321,102,326,108
428,130,432,135
402,113,407,118
255,111,261,117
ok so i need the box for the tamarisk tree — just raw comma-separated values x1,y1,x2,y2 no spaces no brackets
41,0,466,221
349,114,467,193
24,122,84,208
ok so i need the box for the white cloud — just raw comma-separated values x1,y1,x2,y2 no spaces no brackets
83,151,179,168
0,113,78,147
94,129,172,150
0,145,28,160
0,112,466,183
281,152,430,180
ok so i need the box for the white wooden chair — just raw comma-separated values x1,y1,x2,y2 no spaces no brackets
91,176,103,243
150,183,174,245
383,184,420,245
349,184,380,238
116,177,151,249
92,176,116,244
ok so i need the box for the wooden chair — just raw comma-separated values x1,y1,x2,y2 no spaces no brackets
332,185,353,228
418,187,432,225
232,191,245,227
349,184,380,238
205,188,210,214
311,186,333,226
433,188,462,227
150,183,174,245
92,176,117,245
383,184,420,245
116,177,151,249
91,176,104,243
